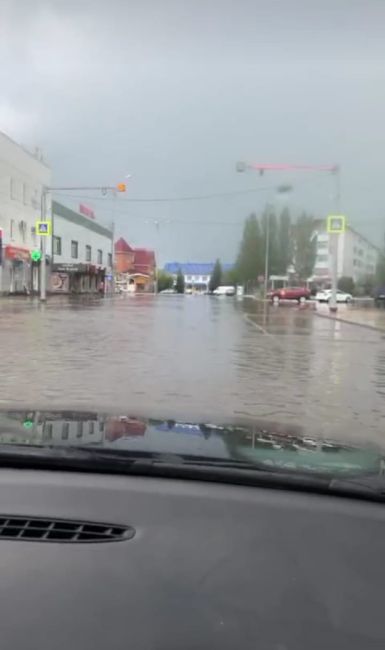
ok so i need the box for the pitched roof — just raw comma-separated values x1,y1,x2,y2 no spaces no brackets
134,248,156,267
164,262,233,275
115,237,134,253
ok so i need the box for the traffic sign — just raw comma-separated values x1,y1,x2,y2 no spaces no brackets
31,249,42,262
36,221,52,236
327,215,346,234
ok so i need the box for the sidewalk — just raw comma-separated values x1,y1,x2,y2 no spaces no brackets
315,303,385,332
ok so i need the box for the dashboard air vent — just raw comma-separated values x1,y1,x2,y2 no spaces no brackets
0,516,134,543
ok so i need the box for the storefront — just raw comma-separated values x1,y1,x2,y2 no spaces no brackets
51,263,106,294
2,246,31,294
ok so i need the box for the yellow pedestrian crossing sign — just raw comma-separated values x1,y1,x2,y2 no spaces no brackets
327,215,346,234
36,221,52,236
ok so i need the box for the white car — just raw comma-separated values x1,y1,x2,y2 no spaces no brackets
315,289,353,303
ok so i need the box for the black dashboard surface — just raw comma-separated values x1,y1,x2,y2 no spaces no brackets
0,468,383,649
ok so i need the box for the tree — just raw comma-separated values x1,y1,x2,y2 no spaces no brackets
338,276,355,294
293,213,317,280
222,267,239,286
236,213,263,283
157,270,174,292
209,259,222,292
175,268,185,294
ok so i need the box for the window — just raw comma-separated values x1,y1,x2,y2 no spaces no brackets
89,421,95,435
97,249,103,264
76,421,83,438
19,221,26,243
108,253,112,268
9,219,14,240
85,245,92,261
53,236,62,255
62,422,69,440
71,240,78,258
10,178,17,200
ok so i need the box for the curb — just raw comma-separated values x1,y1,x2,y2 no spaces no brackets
314,310,385,333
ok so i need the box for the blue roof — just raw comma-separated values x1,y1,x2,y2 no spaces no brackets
164,262,234,275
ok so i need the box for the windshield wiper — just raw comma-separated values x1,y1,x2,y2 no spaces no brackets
0,444,383,503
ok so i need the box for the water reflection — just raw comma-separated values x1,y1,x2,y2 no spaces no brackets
0,409,383,478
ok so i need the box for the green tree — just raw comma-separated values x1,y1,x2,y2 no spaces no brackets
222,267,239,286
293,213,317,280
277,207,293,274
209,259,222,292
157,270,174,292
175,268,185,294
338,276,355,294
236,213,263,283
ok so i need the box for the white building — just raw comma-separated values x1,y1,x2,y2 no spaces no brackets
312,221,379,285
164,262,234,292
0,131,52,294
51,201,114,294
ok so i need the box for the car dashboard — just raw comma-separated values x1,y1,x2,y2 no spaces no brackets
0,468,383,649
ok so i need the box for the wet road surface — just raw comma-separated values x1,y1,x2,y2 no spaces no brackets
0,294,384,446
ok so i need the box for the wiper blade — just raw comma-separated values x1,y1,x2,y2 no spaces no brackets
0,444,384,503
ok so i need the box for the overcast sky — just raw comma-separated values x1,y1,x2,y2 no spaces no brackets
1,0,385,263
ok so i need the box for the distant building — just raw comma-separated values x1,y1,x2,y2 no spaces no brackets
310,220,380,285
114,237,156,292
51,201,113,294
164,262,234,293
0,130,52,294
115,237,135,274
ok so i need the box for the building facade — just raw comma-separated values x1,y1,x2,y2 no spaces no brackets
51,201,113,294
114,237,156,292
0,131,52,294
164,262,234,293
312,221,379,285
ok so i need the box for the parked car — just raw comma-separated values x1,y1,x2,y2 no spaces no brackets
315,289,353,303
213,285,236,296
373,287,385,307
269,286,311,304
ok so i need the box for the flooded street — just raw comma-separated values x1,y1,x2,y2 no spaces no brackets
0,295,384,446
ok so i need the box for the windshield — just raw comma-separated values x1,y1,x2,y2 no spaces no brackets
1,1,385,482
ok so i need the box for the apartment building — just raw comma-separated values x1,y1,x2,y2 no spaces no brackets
0,131,52,293
312,220,379,284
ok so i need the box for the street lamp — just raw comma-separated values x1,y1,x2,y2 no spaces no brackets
39,183,126,301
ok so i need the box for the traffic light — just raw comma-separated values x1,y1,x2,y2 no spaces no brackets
116,183,126,192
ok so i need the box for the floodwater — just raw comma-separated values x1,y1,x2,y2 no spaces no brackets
0,294,384,446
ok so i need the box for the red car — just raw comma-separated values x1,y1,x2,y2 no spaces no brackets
269,286,311,304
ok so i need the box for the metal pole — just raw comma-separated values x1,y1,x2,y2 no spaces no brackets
40,188,47,302
264,210,270,299
329,167,340,313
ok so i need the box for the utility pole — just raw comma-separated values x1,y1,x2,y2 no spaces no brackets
329,166,341,313
40,188,47,302
264,209,270,300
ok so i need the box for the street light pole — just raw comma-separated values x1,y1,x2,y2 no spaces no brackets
329,166,341,313
40,187,47,302
264,208,270,300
